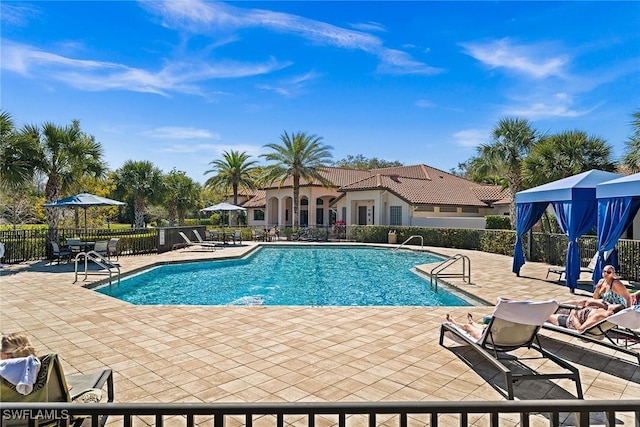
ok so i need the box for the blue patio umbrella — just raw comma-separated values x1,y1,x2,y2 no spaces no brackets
43,192,125,233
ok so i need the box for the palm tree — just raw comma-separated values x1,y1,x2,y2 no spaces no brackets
622,111,640,173
0,111,40,191
468,117,539,228
164,169,201,226
204,150,258,206
261,131,333,228
113,160,164,229
31,120,106,244
523,130,615,187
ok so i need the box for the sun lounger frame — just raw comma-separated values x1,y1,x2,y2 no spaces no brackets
542,321,640,365
440,318,583,400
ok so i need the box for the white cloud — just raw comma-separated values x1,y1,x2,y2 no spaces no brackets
257,70,323,97
142,0,443,76
350,21,387,33
502,92,598,119
452,129,488,148
460,37,569,79
0,4,41,26
141,127,220,140
415,99,434,108
1,41,289,96
160,143,264,158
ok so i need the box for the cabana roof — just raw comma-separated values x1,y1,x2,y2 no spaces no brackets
596,172,640,199
516,170,623,203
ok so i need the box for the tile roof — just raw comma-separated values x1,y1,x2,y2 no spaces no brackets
255,164,511,207
241,189,266,208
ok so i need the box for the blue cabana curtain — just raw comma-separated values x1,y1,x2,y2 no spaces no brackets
512,202,549,275
551,200,598,290
592,196,640,285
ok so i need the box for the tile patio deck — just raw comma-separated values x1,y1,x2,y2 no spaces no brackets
1,242,638,425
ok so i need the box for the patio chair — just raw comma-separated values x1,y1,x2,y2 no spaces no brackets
65,238,83,256
93,240,109,258
546,253,598,282
0,353,114,427
179,231,217,251
542,305,640,365
440,298,583,400
233,230,242,244
107,238,120,261
193,230,221,249
252,228,265,241
51,242,72,264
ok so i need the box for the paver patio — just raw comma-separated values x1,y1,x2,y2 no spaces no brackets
1,242,638,426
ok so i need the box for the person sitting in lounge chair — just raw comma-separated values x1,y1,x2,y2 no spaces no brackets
548,303,624,333
0,333,41,395
445,313,484,341
562,265,631,310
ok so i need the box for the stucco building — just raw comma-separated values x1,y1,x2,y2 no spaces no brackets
238,164,510,230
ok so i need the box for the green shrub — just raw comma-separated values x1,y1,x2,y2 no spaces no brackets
485,215,511,230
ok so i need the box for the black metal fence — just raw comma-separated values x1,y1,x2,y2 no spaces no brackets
1,400,638,427
0,228,158,263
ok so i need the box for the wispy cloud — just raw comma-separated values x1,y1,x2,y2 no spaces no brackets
415,99,434,108
349,21,387,33
142,0,443,76
452,129,488,148
1,40,288,96
141,126,220,139
160,143,264,158
0,3,41,26
503,93,598,119
257,70,323,97
460,37,569,79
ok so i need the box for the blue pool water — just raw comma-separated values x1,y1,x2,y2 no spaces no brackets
98,246,471,306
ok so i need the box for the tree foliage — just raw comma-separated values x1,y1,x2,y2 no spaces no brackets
466,117,539,228
523,130,615,187
113,160,164,229
164,169,201,226
333,154,402,170
261,131,333,228
204,150,257,206
622,110,640,173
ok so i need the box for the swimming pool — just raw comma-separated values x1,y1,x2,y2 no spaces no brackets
98,246,471,307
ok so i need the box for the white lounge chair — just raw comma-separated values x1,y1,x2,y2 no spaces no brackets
179,231,217,251
543,305,640,365
546,253,598,282
193,230,221,249
440,298,583,399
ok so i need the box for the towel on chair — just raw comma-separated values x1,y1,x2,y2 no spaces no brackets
0,355,41,395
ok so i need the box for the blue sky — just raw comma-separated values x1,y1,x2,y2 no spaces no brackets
2,1,639,184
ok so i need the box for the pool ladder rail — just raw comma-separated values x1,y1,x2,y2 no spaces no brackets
392,236,471,291
429,254,471,291
393,235,424,251
74,250,121,286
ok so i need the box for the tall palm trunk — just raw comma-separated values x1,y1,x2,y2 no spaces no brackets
45,176,61,246
134,195,146,229
292,174,300,228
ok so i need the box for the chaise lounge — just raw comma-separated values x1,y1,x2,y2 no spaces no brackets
179,231,218,251
0,353,114,427
542,305,640,365
546,253,598,282
440,298,583,400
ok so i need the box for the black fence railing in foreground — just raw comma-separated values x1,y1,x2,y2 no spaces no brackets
1,400,639,427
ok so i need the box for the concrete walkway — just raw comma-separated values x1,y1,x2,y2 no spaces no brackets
1,242,638,425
